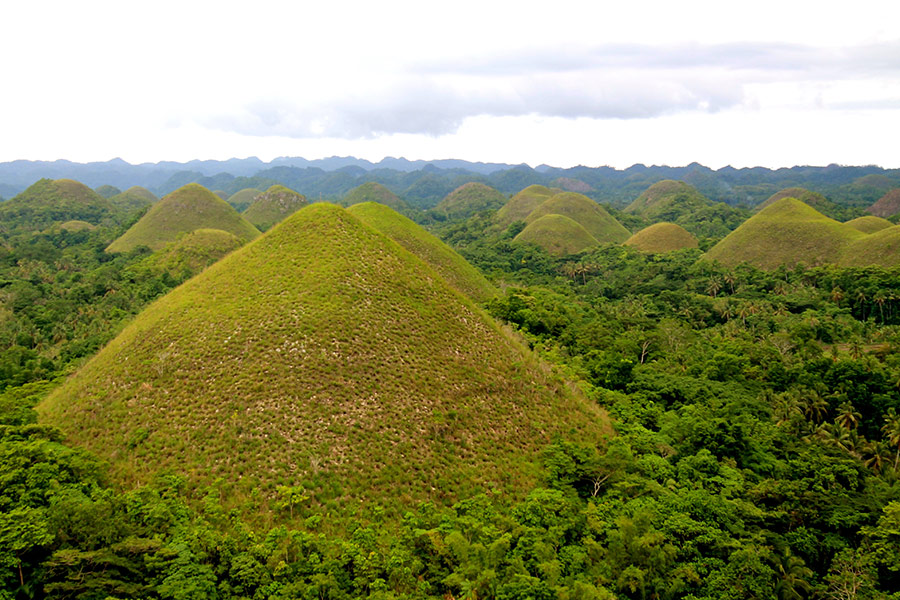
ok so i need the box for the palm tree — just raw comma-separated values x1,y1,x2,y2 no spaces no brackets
837,402,862,431
772,547,812,600
882,408,900,471
706,276,722,298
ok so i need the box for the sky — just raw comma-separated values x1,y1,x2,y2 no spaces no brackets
1,0,899,169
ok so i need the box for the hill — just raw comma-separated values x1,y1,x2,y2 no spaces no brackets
144,228,244,279
434,182,506,220
756,187,834,212
551,177,592,193
839,226,900,268
495,185,555,227
867,189,900,218
108,186,157,216
347,202,496,302
526,192,630,243
242,184,308,231
342,181,410,213
106,183,260,253
0,178,115,233
844,215,893,234
513,214,601,256
624,180,711,221
624,222,699,253
94,184,121,198
227,188,263,212
39,203,606,518
704,198,865,269
57,220,97,232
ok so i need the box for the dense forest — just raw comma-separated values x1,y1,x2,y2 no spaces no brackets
1,176,899,600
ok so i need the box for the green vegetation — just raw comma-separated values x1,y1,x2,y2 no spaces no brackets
142,228,244,280
342,181,411,214
551,177,592,192
227,187,263,212
755,187,854,221
868,188,900,218
705,198,866,269
0,178,116,234
434,182,506,220
625,180,711,220
514,214,601,256
347,202,496,302
94,184,121,198
106,183,260,253
624,222,698,253
56,220,96,233
845,215,894,234
527,192,631,244
107,186,156,217
242,185,308,231
840,226,900,268
495,184,555,226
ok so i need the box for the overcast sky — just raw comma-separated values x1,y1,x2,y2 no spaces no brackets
2,0,898,169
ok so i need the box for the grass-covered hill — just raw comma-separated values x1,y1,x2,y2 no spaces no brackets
94,184,121,199
108,186,157,216
551,177,592,193
526,192,631,244
242,184,308,231
106,183,260,253
624,222,698,253
347,202,496,302
756,187,834,212
342,181,410,214
839,226,900,268
0,178,115,233
57,219,97,232
227,188,263,212
867,189,900,218
705,198,865,269
143,228,244,279
495,184,555,227
434,182,506,220
513,214,601,256
845,215,893,234
40,203,606,518
624,180,711,221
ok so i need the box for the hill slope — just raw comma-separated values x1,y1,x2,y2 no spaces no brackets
756,187,834,212
226,188,263,212
106,183,260,253
434,182,506,220
108,186,157,216
514,214,601,256
624,222,698,253
625,180,711,220
705,198,865,269
343,181,410,213
526,192,630,243
40,203,605,517
0,178,114,232
845,215,893,234
495,185,555,227
144,228,244,279
347,202,496,302
867,189,900,218
839,226,900,268
242,185,308,231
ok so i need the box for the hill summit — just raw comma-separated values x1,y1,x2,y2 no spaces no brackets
867,189,900,218
343,182,410,214
0,178,114,232
106,183,260,253
434,182,506,220
624,222,698,253
40,203,605,517
625,180,711,221
242,184,308,231
526,192,630,244
495,185,555,227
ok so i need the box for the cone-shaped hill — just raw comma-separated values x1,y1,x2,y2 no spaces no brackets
756,187,834,213
40,203,606,518
434,182,506,220
624,222,699,253
106,183,260,253
242,185,308,231
513,214,600,256
526,192,630,244
343,182,410,214
845,215,893,234
625,180,711,221
108,186,157,216
867,189,900,218
144,228,244,279
0,178,114,232
495,185,556,227
704,198,865,269
95,185,121,199
839,226,900,268
227,188,263,212
347,202,496,302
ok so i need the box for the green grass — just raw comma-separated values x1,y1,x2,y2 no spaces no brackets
57,220,97,232
513,214,600,256
840,226,900,267
624,222,698,253
434,182,506,220
108,186,157,217
145,228,244,278
624,180,711,221
40,203,607,522
106,183,260,253
347,202,496,302
242,185,308,231
755,187,833,212
495,184,555,226
844,215,893,234
94,184,121,199
0,178,115,232
343,182,410,213
526,192,630,243
227,188,263,212
704,198,865,269
867,189,900,218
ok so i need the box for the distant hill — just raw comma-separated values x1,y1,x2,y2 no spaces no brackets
867,189,900,218
144,228,244,279
106,183,260,253
845,215,893,234
57,220,97,233
625,180,711,221
624,222,698,253
495,185,556,227
342,181,410,213
40,203,606,518
526,192,630,244
705,198,865,269
756,187,834,213
242,185,308,231
434,182,506,220
0,178,115,233
108,186,156,217
347,202,496,302
514,214,600,256
94,184,121,199
551,177,592,193
226,188,263,212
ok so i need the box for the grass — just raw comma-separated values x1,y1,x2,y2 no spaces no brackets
755,187,833,212
867,189,900,218
844,215,893,234
108,186,157,217
347,201,496,302
434,182,506,220
704,198,865,269
625,180,710,220
94,185,121,199
106,183,260,253
513,214,600,256
624,222,698,253
550,177,592,193
0,178,115,232
840,226,900,267
227,188,263,212
40,203,608,523
57,220,97,232
526,192,630,244
343,182,410,213
242,185,308,231
145,228,244,278
495,185,555,226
